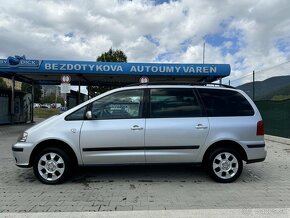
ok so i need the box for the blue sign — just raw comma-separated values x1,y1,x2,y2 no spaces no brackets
41,61,230,76
0,58,230,77
0,55,41,69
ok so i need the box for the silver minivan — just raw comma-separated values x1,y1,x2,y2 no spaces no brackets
12,84,267,184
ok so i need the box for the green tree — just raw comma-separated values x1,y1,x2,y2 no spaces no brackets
21,83,42,102
88,48,127,97
41,93,64,105
96,48,127,62
0,77,8,89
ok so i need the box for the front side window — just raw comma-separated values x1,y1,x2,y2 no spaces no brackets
198,88,255,117
91,89,143,119
150,88,202,118
65,106,87,121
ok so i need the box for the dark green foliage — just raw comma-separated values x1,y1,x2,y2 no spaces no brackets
96,48,127,62
41,93,64,105
0,77,8,89
21,83,42,102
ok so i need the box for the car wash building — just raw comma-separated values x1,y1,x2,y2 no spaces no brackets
0,56,230,124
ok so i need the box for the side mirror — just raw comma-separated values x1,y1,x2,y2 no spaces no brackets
85,111,92,120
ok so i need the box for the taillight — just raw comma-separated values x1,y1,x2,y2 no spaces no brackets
256,120,264,136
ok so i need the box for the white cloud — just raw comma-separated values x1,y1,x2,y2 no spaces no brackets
0,0,289,86
122,36,158,62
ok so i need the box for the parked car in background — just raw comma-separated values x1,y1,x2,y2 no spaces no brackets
12,83,267,184
33,103,41,108
51,103,62,109
40,103,51,109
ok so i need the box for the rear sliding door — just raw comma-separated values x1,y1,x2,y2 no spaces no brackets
145,88,209,163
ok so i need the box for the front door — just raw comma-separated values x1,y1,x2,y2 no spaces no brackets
80,89,145,164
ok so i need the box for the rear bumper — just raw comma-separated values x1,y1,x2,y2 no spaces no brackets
243,142,267,164
247,157,266,164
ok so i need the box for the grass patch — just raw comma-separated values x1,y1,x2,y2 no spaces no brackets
34,108,60,119
271,95,290,101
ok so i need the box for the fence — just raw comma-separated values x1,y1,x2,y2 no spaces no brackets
255,100,290,138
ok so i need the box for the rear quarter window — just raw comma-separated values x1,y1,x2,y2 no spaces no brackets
198,88,254,117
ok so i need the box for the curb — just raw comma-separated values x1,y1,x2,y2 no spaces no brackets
0,208,290,218
265,135,290,145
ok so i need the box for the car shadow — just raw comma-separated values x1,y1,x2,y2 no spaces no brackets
70,164,209,184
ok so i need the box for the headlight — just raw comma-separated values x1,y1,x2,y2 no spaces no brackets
18,132,28,142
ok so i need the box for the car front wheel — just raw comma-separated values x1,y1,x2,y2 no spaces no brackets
206,148,243,183
33,147,71,184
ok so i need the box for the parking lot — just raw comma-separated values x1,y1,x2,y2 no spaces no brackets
1,120,290,213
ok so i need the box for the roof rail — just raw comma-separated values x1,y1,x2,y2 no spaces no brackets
126,81,235,89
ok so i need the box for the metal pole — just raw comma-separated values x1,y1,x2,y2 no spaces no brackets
31,82,34,123
11,75,15,123
253,70,255,101
228,80,231,86
64,93,67,110
55,85,57,105
202,42,205,64
78,80,81,105
87,86,90,99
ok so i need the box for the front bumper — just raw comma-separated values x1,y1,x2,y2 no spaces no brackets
12,142,34,168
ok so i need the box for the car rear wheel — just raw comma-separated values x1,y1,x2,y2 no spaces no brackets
33,147,71,184
206,147,243,183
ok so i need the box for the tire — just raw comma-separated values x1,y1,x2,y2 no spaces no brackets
206,147,243,183
33,147,72,184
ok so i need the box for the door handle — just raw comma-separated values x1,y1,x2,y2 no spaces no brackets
131,125,144,131
195,124,208,130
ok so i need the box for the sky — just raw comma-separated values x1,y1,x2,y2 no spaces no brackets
0,0,290,87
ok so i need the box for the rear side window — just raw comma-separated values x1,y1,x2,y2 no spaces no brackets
150,88,202,118
198,89,254,117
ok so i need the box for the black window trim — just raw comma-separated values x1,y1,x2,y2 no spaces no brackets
193,88,207,117
143,88,150,118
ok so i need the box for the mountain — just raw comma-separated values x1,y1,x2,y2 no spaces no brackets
237,75,290,101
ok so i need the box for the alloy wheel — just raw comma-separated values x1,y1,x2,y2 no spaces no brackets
37,152,65,182
212,152,239,180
